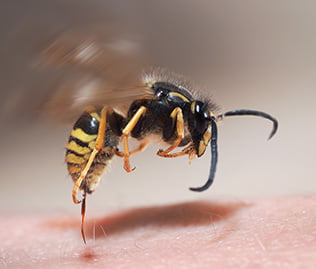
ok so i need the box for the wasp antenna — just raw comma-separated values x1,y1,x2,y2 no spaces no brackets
81,192,87,244
218,109,278,140
190,118,218,192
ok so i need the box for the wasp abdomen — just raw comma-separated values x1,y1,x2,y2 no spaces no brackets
65,110,119,194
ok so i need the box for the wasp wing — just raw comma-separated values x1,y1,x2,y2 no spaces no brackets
40,72,151,124
2,26,152,124
38,27,153,123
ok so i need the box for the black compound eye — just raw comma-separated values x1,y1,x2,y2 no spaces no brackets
195,102,202,114
194,101,209,118
193,101,210,134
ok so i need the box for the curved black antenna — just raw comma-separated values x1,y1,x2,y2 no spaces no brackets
81,191,87,244
190,118,218,192
218,109,278,140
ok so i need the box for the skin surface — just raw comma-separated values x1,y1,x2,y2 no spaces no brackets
1,196,315,269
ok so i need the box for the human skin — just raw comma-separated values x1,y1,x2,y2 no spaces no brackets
1,196,315,268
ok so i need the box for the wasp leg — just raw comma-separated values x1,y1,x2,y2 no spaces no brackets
115,142,148,157
121,106,147,172
158,143,196,162
72,106,108,204
157,107,184,157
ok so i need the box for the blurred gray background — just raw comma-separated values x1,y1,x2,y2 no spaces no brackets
0,0,315,213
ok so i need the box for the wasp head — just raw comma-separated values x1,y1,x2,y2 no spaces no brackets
188,101,214,157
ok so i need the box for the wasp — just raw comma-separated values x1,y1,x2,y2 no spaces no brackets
39,31,278,243
65,69,278,243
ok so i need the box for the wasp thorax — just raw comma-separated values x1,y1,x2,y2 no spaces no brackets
151,82,172,98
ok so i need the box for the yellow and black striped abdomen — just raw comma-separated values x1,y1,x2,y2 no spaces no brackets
65,109,119,194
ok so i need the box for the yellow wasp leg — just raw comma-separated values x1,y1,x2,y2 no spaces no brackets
115,141,148,157
158,142,196,164
121,106,147,172
72,106,107,204
157,107,185,157
158,151,187,158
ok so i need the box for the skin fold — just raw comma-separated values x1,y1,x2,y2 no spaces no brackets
1,196,315,268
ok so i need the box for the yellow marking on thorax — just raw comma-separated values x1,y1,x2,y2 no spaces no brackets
71,128,97,143
66,141,91,155
169,92,190,102
191,101,196,114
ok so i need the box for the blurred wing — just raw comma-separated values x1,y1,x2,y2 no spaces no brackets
42,73,151,123
39,27,147,77
1,26,152,124
38,26,151,123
